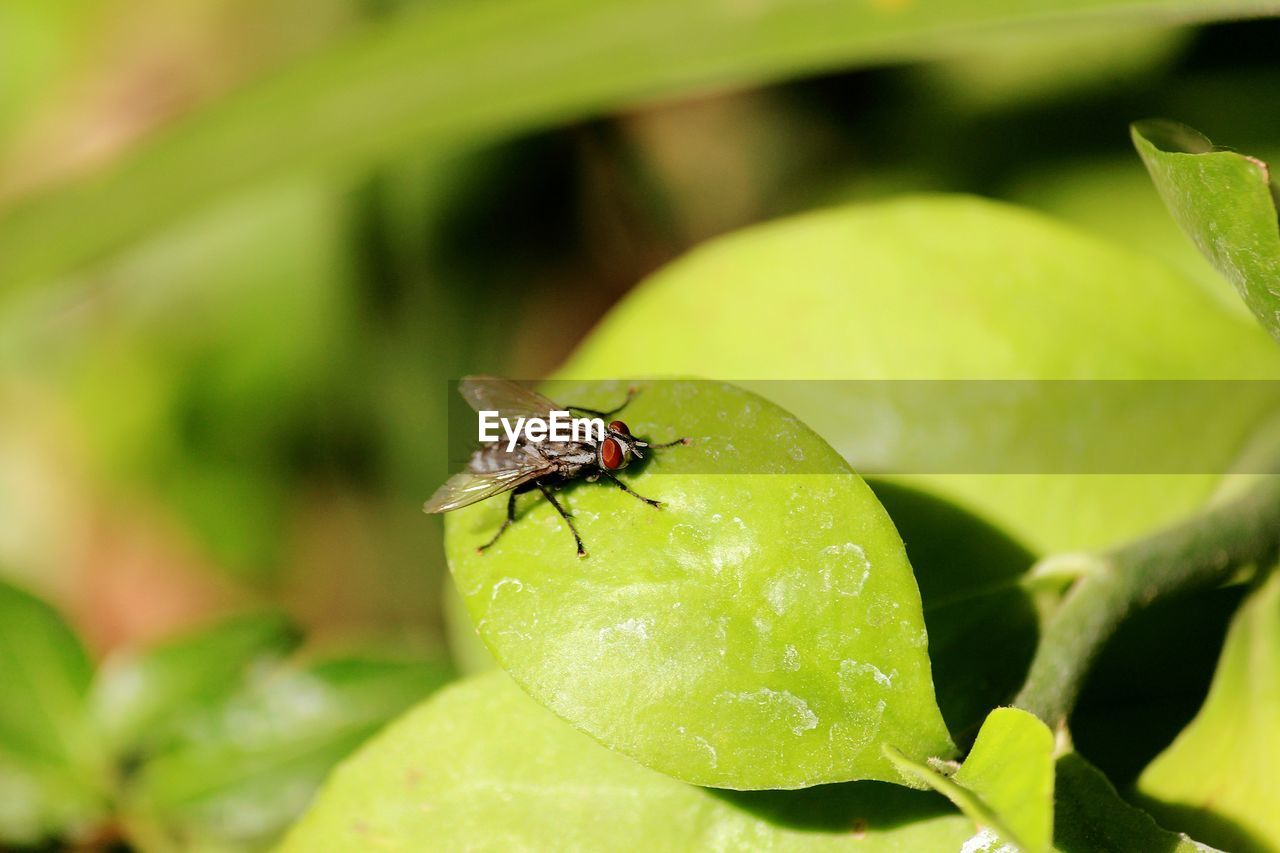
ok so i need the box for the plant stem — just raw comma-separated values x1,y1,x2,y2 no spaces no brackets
1013,475,1280,727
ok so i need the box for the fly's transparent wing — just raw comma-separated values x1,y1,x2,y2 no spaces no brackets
422,462,552,513
459,375,559,419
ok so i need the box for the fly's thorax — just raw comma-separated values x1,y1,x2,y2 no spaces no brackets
542,442,598,468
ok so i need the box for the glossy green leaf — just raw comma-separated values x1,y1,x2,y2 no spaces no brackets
561,195,1280,556
1055,752,1217,853
4,3,1280,294
287,673,1221,851
1132,120,1280,343
284,670,975,851
445,380,953,789
124,657,451,851
1136,567,1280,852
559,196,1280,773
88,611,302,755
887,707,1054,852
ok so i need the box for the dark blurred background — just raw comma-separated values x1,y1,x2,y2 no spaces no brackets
1,1,1278,670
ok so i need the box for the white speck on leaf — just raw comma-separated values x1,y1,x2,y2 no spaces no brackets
840,659,895,690
961,828,1017,853
764,576,789,615
694,736,719,768
598,617,652,644
491,577,524,599
715,688,819,736
819,542,872,596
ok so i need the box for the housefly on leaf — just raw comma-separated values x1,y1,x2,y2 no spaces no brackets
423,377,688,557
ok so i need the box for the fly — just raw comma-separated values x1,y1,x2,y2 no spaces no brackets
423,376,688,557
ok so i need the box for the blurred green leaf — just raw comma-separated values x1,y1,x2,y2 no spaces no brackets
0,752,104,847
3,1,1279,293
1132,120,1280,343
0,577,95,769
0,577,106,844
445,379,953,789
916,23,1190,113
442,577,494,675
562,195,1280,555
285,670,975,850
1004,156,1246,317
1055,752,1218,853
0,1,82,138
125,656,451,850
887,707,1054,852
89,612,302,755
1136,567,1280,852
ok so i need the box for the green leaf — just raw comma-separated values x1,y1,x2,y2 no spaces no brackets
3,2,1278,294
1136,567,1280,852
124,657,452,850
886,707,1054,852
0,577,96,771
0,577,106,844
1055,752,1217,853
1069,585,1246,787
886,715,1220,853
1005,155,1245,317
0,752,104,847
1132,120,1280,343
284,670,975,851
88,611,302,755
445,379,953,789
871,481,1039,740
559,196,1280,767
561,195,1280,555
916,23,1190,113
443,577,494,676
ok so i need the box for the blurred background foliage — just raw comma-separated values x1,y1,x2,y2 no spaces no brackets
1,0,1279,848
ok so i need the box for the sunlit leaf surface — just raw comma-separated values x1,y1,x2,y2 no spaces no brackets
285,671,975,851
563,195,1280,555
887,707,1053,852
1137,568,1280,852
1133,120,1280,343
445,380,952,789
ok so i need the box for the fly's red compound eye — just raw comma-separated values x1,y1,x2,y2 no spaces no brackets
600,437,624,469
609,420,630,435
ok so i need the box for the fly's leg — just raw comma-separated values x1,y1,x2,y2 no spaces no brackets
477,491,519,553
537,482,587,557
648,437,690,449
567,386,637,419
603,470,662,508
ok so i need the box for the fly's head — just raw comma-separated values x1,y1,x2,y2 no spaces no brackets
597,419,648,472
